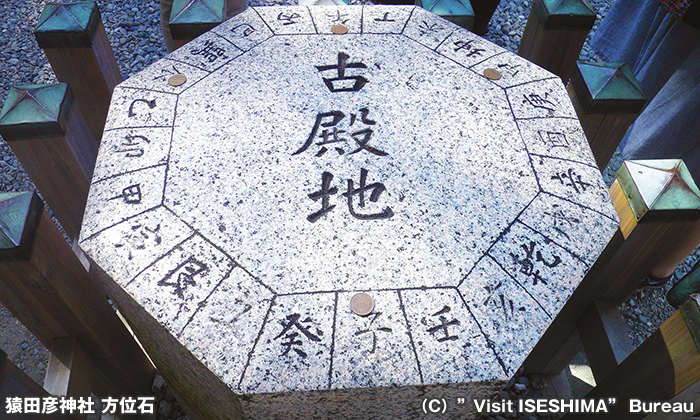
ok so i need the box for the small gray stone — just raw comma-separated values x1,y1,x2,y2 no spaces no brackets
527,389,544,400
160,401,174,418
164,387,175,402
518,376,531,387
529,374,547,390
20,342,28,350
152,374,166,393
513,383,527,392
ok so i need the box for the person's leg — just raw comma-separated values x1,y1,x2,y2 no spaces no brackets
627,45,700,287
160,0,176,53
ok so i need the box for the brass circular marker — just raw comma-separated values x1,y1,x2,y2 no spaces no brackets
483,68,502,80
331,24,348,35
350,293,374,316
168,74,187,86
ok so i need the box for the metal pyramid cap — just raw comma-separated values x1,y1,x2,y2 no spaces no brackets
572,62,646,114
0,191,43,262
37,2,93,33
0,84,71,141
580,62,645,101
544,0,595,16
35,1,100,48
170,0,225,25
423,0,474,16
534,0,595,29
617,159,700,223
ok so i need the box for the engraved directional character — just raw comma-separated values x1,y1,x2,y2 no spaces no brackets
496,62,522,77
133,223,162,247
509,241,561,286
482,282,522,317
128,99,156,117
453,40,485,57
538,131,568,148
190,39,228,63
522,93,555,111
544,207,581,240
115,222,162,255
375,12,395,22
417,21,442,35
231,23,256,37
426,306,460,342
277,11,301,26
316,52,368,92
153,65,182,82
551,168,593,193
109,184,142,204
275,313,323,358
329,9,350,24
157,257,208,299
115,134,150,158
355,312,392,354
343,168,394,220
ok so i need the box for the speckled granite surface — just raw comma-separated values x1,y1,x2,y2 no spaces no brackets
79,5,619,412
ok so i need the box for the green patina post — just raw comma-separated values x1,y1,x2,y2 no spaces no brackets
170,0,226,49
0,192,44,263
0,83,96,241
34,1,101,48
568,62,646,170
518,0,596,81
419,0,475,30
0,83,71,139
34,1,121,142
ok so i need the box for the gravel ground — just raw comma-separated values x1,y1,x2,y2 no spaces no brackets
0,0,692,412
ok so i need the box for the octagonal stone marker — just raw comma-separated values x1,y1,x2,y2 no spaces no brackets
80,5,619,418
